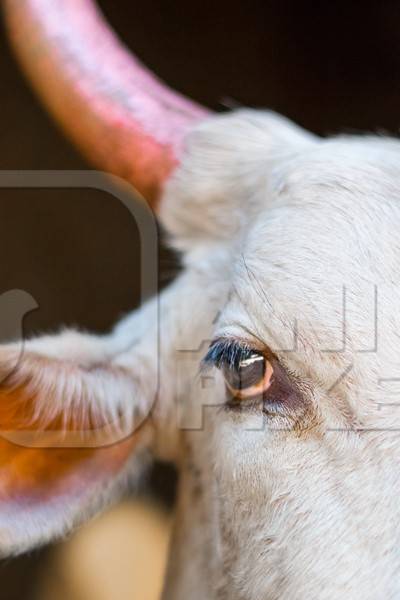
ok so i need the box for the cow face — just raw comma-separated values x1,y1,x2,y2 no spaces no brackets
159,110,400,599
0,108,398,599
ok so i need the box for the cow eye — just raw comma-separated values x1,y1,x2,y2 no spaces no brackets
202,340,274,402
204,338,306,419
222,352,273,400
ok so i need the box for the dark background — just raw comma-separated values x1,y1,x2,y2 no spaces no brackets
1,1,400,598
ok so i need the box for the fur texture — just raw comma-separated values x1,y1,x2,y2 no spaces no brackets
1,109,400,598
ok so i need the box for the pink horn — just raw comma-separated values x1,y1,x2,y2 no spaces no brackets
3,0,210,204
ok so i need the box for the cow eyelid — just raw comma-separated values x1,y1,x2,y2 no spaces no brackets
202,338,259,371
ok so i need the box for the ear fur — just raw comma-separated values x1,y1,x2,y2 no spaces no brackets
0,330,154,556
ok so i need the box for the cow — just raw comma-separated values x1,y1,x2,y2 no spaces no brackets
2,1,400,598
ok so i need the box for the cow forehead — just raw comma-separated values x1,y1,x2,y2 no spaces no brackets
240,140,400,292
216,140,400,400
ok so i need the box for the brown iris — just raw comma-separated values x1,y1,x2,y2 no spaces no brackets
222,352,274,400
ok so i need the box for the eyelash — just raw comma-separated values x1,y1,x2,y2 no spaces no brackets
202,338,257,371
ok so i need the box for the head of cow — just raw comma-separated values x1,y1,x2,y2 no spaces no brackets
2,1,400,598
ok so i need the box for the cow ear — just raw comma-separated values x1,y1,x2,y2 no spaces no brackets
0,334,154,556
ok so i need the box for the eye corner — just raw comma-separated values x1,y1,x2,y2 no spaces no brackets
201,338,226,369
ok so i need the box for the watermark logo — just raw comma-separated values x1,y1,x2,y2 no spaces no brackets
0,171,158,448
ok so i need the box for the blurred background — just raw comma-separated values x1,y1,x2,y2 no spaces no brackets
1,1,400,598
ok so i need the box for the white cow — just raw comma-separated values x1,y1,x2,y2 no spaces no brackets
2,1,400,599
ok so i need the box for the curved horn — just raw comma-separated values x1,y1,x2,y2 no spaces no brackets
3,0,210,203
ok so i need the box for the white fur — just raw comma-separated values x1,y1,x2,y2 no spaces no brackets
2,109,400,598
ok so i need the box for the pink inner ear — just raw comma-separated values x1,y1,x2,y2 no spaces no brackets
0,379,147,505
